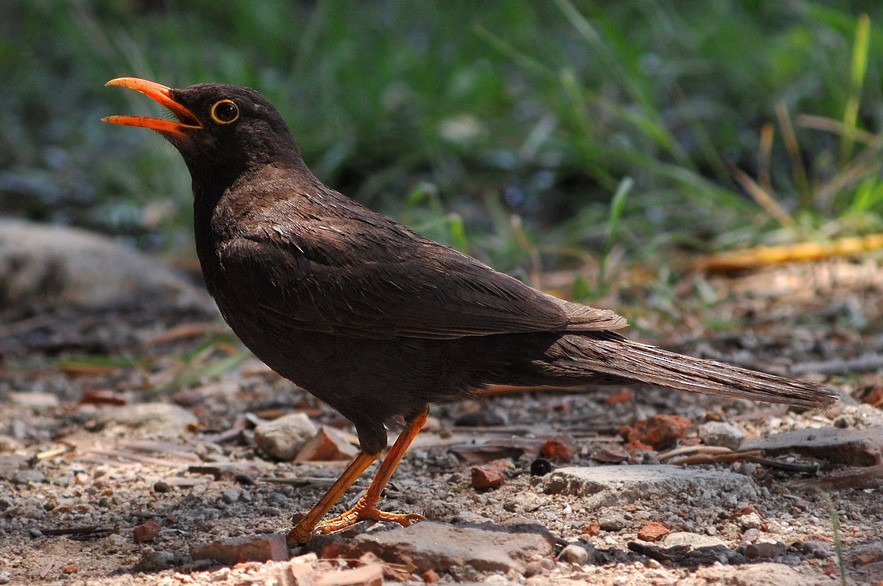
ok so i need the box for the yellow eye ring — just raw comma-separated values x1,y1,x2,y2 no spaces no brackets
210,99,239,124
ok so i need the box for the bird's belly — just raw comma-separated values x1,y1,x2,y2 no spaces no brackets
211,292,471,420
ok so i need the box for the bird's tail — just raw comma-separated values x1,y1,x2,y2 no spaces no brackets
558,332,838,408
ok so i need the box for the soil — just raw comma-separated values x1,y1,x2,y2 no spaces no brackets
1,255,881,585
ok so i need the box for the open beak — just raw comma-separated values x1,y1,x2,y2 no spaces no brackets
103,77,202,137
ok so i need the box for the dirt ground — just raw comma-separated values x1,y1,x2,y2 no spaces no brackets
1,255,881,585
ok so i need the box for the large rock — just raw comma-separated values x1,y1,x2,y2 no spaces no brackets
740,426,883,466
0,219,211,311
543,465,759,508
322,521,554,577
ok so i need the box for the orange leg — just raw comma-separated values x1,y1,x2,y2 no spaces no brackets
287,408,429,546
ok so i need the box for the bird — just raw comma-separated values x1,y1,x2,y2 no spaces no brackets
103,77,837,546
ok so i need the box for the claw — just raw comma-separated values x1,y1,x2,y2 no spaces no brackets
316,501,425,535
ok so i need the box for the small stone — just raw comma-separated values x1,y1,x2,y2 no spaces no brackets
620,415,692,449
540,437,577,462
295,425,359,462
9,392,60,410
221,488,240,504
254,413,317,461
454,407,508,427
29,528,43,538
133,551,177,572
530,458,554,476
133,520,162,544
0,455,27,481
153,481,172,493
590,444,630,463
285,561,315,586
791,539,833,559
558,543,591,565
190,534,289,565
598,514,627,532
314,564,383,586
693,562,803,585
471,459,513,491
92,403,198,438
637,521,671,542
662,531,727,549
742,541,787,559
698,421,746,450
12,470,45,485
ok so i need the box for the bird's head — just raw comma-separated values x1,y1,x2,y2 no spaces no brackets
104,77,302,194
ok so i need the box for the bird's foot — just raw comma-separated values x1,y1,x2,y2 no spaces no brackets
289,495,424,544
316,505,425,535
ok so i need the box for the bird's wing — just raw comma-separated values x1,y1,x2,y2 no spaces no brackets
215,213,626,341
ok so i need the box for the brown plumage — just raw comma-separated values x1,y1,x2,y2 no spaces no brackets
104,78,837,545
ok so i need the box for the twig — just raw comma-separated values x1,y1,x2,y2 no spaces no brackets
40,525,115,536
789,353,883,375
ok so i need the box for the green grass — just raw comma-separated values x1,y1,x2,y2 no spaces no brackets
2,1,881,288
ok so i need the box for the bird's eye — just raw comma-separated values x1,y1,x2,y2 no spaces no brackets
210,99,240,124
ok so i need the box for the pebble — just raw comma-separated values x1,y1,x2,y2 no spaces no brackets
698,421,746,450
92,403,198,437
9,392,60,410
133,551,177,572
662,531,728,549
253,413,317,460
558,543,592,565
742,541,787,559
221,488,241,504
530,458,554,476
598,513,627,531
153,481,172,493
792,539,833,559
12,470,46,485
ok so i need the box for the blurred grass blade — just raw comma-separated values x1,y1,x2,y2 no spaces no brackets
798,114,877,145
445,213,470,253
554,0,689,166
775,103,812,210
816,133,883,208
599,177,632,288
842,13,871,163
847,176,883,215
472,23,555,81
819,491,847,586
759,123,775,192
510,214,541,286
729,165,795,228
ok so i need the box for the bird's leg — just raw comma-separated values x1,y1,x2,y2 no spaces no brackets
286,450,379,546
287,408,429,545
315,408,429,535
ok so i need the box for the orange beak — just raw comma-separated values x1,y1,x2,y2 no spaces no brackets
103,77,202,137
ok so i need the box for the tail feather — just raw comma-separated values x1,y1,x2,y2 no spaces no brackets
561,333,838,408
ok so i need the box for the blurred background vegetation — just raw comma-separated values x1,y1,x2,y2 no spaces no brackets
2,0,881,291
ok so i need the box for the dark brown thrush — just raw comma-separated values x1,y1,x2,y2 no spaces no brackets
104,77,838,546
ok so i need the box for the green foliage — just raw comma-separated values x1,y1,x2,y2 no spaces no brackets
2,0,881,277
